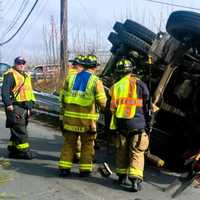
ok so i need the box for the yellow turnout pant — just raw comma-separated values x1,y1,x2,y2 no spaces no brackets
59,131,96,172
115,131,149,180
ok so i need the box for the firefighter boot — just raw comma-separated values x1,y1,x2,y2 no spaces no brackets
9,150,35,160
8,151,19,159
8,145,18,158
130,178,142,192
59,169,71,177
117,174,127,185
20,150,34,159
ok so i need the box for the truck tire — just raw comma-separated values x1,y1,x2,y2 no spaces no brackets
113,22,125,33
102,44,128,76
110,45,119,54
118,30,150,55
124,19,156,44
108,32,121,46
166,11,200,45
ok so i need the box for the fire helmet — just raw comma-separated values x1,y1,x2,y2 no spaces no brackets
115,58,135,74
69,54,86,65
83,54,99,68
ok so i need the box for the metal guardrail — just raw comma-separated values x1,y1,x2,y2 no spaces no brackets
0,85,59,116
0,87,105,125
33,90,59,115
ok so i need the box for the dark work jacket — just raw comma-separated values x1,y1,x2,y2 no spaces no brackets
116,78,150,131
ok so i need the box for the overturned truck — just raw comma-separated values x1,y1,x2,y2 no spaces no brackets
101,11,200,170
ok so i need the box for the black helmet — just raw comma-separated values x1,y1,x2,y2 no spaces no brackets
83,54,99,68
14,56,26,65
69,54,86,65
115,58,134,74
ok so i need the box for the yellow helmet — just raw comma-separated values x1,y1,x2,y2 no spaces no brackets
83,54,99,68
69,54,86,65
115,58,134,74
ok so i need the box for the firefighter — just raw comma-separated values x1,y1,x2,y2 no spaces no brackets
109,58,150,192
58,54,107,177
59,55,85,163
1,57,36,159
68,55,85,75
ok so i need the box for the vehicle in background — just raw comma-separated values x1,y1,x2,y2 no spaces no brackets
30,64,60,80
0,63,11,83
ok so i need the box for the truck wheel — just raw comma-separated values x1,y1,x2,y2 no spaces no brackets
118,30,150,55
124,19,156,44
108,32,121,46
102,44,129,76
110,45,119,54
166,11,200,45
113,22,125,33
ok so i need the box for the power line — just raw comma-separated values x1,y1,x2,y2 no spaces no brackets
145,0,200,11
0,0,39,46
2,0,29,38
5,0,48,61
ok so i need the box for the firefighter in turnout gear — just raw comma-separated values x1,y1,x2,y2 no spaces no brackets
68,55,85,75
59,55,85,163
59,54,107,177
109,58,150,192
1,57,35,159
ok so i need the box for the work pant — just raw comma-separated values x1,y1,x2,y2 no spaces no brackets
75,136,81,160
59,120,81,161
59,131,96,172
6,105,30,153
115,130,149,180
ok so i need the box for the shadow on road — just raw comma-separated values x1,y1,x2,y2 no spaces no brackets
0,134,179,192
1,134,62,153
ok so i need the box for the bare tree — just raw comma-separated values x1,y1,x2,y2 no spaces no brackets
43,25,51,64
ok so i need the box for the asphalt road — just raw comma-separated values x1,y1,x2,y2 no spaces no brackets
0,111,199,200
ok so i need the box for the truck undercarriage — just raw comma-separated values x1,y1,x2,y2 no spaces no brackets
101,10,200,171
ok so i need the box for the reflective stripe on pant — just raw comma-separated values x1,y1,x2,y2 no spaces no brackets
58,160,72,169
16,142,29,150
8,128,30,151
9,121,29,152
116,168,128,175
59,131,96,172
8,140,30,152
59,132,78,169
80,163,93,171
115,131,149,179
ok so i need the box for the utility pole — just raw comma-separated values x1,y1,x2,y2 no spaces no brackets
60,0,68,81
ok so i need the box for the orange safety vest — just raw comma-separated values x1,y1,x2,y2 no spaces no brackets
4,68,35,102
110,75,143,129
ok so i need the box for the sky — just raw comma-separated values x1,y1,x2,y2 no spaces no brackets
0,0,199,65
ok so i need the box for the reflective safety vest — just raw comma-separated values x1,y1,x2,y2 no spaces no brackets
63,71,99,106
59,67,79,120
110,75,143,129
68,67,78,75
4,68,35,102
59,68,78,104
